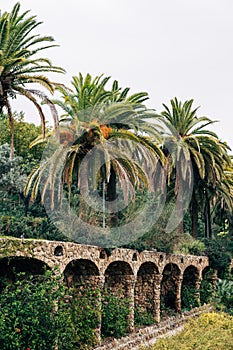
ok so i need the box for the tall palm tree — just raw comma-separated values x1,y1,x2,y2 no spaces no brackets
25,74,164,236
0,2,65,157
160,98,232,237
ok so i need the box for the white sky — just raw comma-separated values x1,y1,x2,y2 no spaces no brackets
2,0,233,151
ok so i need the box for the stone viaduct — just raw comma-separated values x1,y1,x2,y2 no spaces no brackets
0,237,213,334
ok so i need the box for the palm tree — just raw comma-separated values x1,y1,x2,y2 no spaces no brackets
25,74,164,236
0,2,65,157
160,98,232,237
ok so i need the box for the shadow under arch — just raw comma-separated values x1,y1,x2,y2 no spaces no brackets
0,256,50,291
160,263,181,316
134,262,160,325
64,259,100,289
181,265,200,309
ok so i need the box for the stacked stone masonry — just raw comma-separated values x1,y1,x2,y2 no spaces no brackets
0,237,221,343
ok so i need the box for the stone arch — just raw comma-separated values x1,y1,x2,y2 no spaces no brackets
64,259,100,290
160,263,181,315
0,256,50,291
181,265,200,309
134,262,161,325
103,261,135,335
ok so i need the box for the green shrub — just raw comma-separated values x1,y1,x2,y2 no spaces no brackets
0,271,99,350
173,233,205,256
200,278,214,305
204,236,232,278
134,306,155,326
181,285,200,310
141,312,233,350
0,271,60,350
213,279,233,315
101,290,131,338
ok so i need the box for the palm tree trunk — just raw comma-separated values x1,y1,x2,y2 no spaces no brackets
204,193,212,238
107,166,117,227
191,193,198,239
5,98,14,158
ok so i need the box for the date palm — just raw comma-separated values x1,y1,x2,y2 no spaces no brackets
25,74,164,234
0,2,65,157
160,98,232,237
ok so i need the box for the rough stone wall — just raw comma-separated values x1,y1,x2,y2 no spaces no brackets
0,237,211,331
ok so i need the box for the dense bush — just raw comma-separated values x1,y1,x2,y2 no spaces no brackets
213,279,233,315
181,285,200,310
134,306,155,327
204,236,232,278
0,271,99,350
101,290,131,338
142,312,233,350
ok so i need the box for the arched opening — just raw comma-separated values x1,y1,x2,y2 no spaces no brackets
102,261,134,337
0,257,50,291
63,259,101,345
200,266,214,305
132,253,137,261
54,245,63,256
64,259,100,289
181,265,200,310
160,263,181,317
99,249,107,259
134,262,160,326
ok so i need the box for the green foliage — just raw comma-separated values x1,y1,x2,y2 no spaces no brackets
101,290,131,338
134,307,155,326
200,278,214,305
181,285,200,310
0,214,67,241
142,312,233,350
57,287,100,349
0,271,99,350
0,143,26,192
213,279,233,315
204,236,232,278
0,271,60,350
173,232,205,256
0,114,45,172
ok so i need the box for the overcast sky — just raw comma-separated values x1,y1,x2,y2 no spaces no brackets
2,0,233,150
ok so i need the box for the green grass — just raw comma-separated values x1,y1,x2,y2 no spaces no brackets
141,312,233,350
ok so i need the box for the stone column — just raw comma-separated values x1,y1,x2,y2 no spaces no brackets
126,276,136,332
96,275,105,344
195,272,202,306
175,275,183,313
153,274,163,323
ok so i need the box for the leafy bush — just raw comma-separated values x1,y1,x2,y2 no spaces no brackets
0,214,68,241
101,290,131,338
134,306,155,326
0,271,61,350
181,285,200,310
204,237,232,278
173,233,205,256
213,279,233,315
141,313,233,350
0,271,99,350
200,278,214,305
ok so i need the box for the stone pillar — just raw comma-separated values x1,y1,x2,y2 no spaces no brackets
175,276,183,313
96,275,105,344
195,273,202,306
153,274,163,323
126,276,136,332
